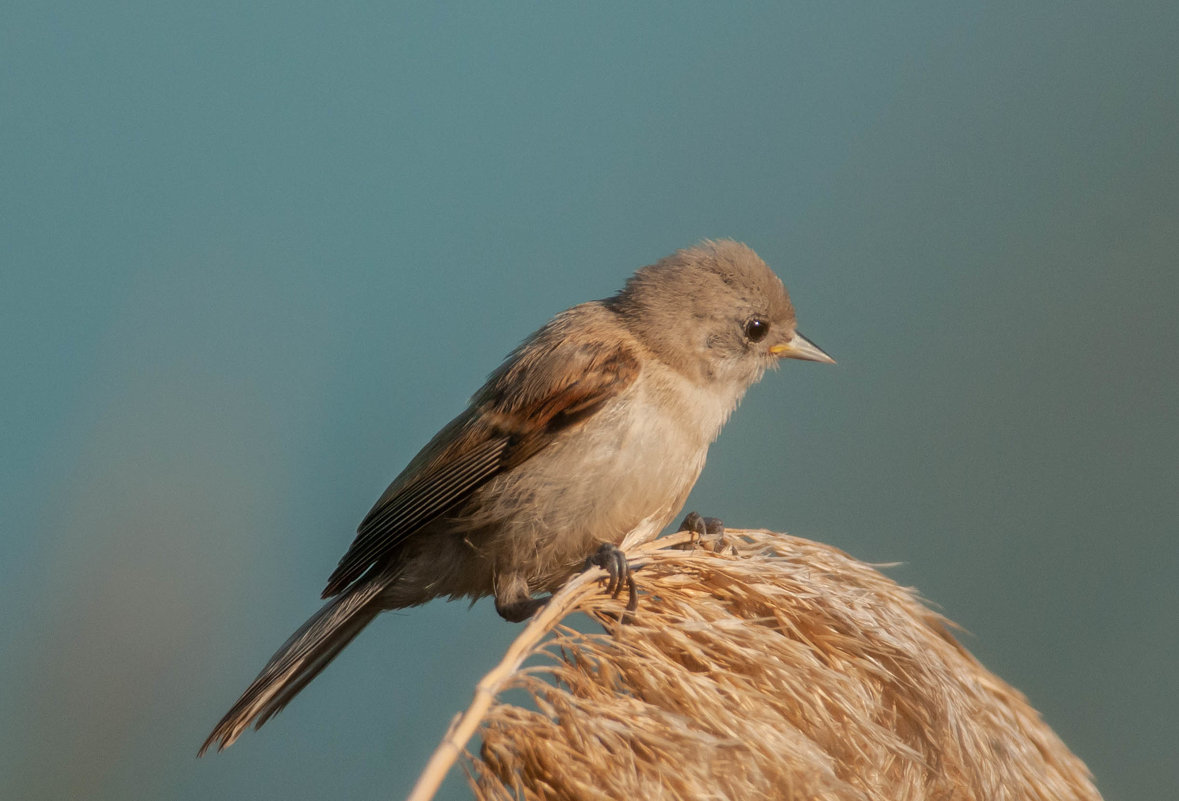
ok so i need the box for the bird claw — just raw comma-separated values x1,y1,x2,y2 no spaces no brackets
583,543,638,620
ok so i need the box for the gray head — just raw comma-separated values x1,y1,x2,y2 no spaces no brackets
608,240,833,387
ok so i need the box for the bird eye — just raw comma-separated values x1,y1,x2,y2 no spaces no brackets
743,317,770,342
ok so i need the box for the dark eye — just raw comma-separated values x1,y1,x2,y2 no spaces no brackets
744,317,770,342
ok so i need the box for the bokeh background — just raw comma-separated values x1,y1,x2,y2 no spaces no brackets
3,4,1175,799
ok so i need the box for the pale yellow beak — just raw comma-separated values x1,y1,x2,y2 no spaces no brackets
770,332,836,364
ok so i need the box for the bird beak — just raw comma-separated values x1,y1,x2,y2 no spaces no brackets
770,332,836,364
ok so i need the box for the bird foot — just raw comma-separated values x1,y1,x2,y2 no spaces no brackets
582,543,638,621
677,512,735,554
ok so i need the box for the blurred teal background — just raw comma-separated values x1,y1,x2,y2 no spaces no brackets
3,3,1176,799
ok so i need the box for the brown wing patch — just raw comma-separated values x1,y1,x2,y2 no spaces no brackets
323,309,640,597
486,330,641,432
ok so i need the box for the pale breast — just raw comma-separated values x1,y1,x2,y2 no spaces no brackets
467,360,745,589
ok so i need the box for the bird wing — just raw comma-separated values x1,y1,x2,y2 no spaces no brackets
322,310,640,597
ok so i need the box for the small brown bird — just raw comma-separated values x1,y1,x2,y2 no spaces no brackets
200,240,833,753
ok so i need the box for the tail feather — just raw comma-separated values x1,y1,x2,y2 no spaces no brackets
199,579,386,755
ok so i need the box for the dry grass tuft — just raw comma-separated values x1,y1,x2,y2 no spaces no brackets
409,529,1101,801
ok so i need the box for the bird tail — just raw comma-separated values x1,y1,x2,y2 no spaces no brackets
199,579,387,755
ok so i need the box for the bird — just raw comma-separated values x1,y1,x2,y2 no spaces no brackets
200,239,834,754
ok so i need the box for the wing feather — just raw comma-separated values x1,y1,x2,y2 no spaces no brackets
321,305,641,598
321,434,508,595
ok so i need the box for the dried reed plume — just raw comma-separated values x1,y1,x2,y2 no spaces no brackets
408,529,1101,801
